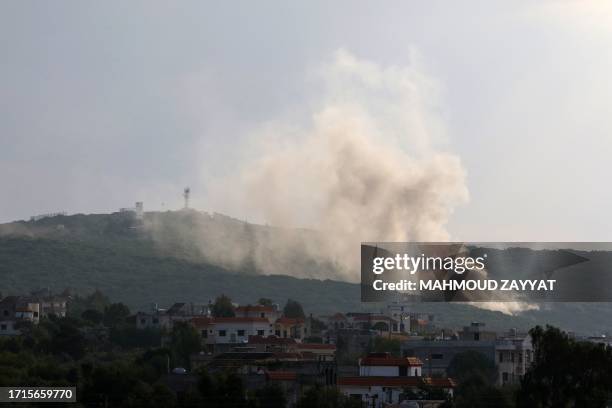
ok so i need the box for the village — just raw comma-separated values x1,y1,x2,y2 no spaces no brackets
4,289,606,407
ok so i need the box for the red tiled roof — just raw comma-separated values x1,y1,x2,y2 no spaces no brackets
337,376,456,388
236,305,276,313
360,356,423,367
214,317,269,323
276,317,305,325
296,343,336,350
248,335,296,345
191,317,215,327
266,371,297,381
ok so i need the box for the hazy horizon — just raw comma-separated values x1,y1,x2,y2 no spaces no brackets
2,1,612,242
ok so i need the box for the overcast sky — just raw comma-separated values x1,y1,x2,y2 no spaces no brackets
1,1,612,241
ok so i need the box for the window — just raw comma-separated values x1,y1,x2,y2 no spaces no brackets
257,330,265,336
153,318,159,324
275,330,281,336
431,353,443,360
34,312,39,318
474,333,480,341
502,372,509,382
237,330,245,336
218,330,226,337
2,310,8,317
0,324,6,331
499,352,503,363
260,313,265,318
511,352,515,363
140,319,146,324
202,330,208,338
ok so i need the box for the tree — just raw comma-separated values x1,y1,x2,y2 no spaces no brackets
369,337,401,356
296,384,360,408
103,303,130,327
216,371,247,408
258,298,274,307
211,294,235,317
283,299,305,319
67,289,110,318
47,318,87,359
447,350,497,385
372,321,389,332
169,321,201,368
517,325,612,407
252,383,287,408
81,309,103,325
454,375,511,408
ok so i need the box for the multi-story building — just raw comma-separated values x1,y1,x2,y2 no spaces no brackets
274,317,309,339
458,322,497,342
28,289,67,317
235,304,280,324
137,302,211,330
495,333,533,386
295,343,336,362
401,339,496,377
0,296,41,336
338,353,455,407
191,316,273,353
359,353,423,377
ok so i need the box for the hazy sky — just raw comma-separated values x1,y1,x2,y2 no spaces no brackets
2,1,612,241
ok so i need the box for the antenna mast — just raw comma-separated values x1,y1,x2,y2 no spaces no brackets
183,187,191,209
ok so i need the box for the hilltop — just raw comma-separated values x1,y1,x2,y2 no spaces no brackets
1,210,611,334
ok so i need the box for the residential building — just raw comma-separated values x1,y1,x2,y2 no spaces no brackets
247,335,297,353
401,339,496,377
458,322,497,341
136,302,210,330
0,296,41,336
295,343,336,362
496,333,533,386
337,352,455,407
274,317,308,339
28,289,67,317
359,353,423,377
235,304,280,324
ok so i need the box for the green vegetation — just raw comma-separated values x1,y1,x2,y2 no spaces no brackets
447,350,497,384
211,294,236,318
368,336,402,357
283,299,306,319
296,384,360,408
2,211,612,334
517,325,612,407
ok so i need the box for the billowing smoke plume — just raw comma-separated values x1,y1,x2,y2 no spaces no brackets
201,50,469,280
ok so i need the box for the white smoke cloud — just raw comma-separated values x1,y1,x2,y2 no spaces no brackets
205,50,469,280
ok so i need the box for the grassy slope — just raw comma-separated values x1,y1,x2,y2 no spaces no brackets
0,211,610,334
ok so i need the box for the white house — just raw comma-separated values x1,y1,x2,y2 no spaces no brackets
337,376,456,407
213,317,273,343
496,334,533,386
338,353,455,407
359,353,423,377
235,304,280,324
